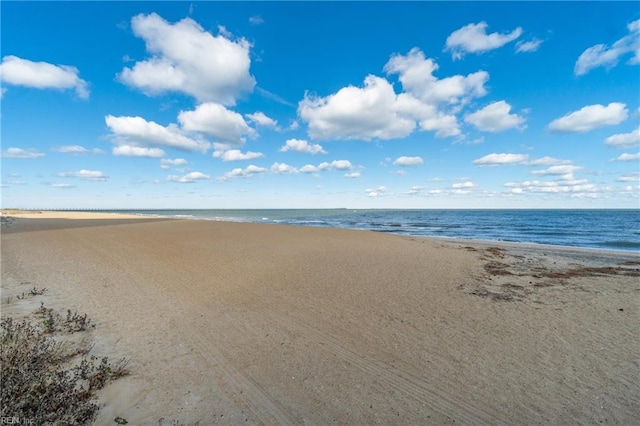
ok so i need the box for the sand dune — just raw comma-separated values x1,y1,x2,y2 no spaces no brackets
2,213,639,424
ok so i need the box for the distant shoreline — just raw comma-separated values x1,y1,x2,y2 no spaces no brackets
4,207,639,212
3,209,637,254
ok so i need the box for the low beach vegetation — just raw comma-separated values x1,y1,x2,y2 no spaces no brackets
1,304,129,424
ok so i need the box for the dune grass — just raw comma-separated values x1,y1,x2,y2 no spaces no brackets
1,304,129,424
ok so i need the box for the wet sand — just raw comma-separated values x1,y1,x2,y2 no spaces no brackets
2,212,639,424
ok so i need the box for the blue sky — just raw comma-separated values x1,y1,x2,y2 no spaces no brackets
1,1,639,209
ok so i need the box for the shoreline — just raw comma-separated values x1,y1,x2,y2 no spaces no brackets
430,235,640,260
3,209,638,256
2,213,639,423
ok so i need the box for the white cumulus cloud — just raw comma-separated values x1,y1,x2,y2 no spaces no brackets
167,171,210,183
160,158,187,169
526,156,572,166
366,186,388,198
288,121,300,131
393,156,424,166
605,128,640,148
532,165,582,175
505,172,597,197
329,160,353,170
384,48,490,137
444,22,523,59
219,164,267,181
452,181,477,189
249,15,264,26
548,103,628,133
106,115,209,152
54,145,89,154
298,75,415,141
119,13,255,105
58,169,108,181
464,101,525,132
406,185,424,195
614,152,640,162
51,183,76,189
473,153,529,166
298,48,492,141
385,48,488,105
1,147,45,159
393,92,461,137
178,102,256,146
213,149,264,161
245,111,278,127
505,179,597,195
270,162,298,174
0,55,89,98
299,160,352,173
279,139,326,155
617,171,640,182
516,38,543,53
574,19,640,76
416,111,461,138
300,164,321,173
113,145,165,158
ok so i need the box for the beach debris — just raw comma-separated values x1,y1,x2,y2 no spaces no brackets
0,216,16,227
461,245,640,303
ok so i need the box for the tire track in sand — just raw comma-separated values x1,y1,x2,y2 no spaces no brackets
9,221,497,424
186,329,296,425
41,225,297,426
261,311,503,425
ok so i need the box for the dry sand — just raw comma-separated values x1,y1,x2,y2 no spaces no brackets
1,209,145,220
1,212,639,424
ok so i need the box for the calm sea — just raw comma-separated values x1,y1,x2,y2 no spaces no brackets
97,209,639,252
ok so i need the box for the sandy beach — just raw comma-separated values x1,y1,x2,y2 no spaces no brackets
2,211,639,424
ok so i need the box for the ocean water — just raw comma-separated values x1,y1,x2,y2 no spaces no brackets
100,209,640,252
